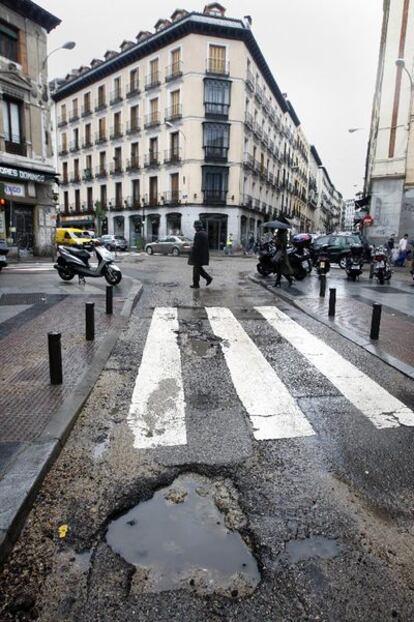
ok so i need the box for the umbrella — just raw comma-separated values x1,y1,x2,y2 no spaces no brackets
262,219,292,230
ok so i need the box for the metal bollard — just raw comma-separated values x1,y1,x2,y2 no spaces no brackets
370,303,382,340
319,274,326,298
328,288,336,317
85,302,95,341
106,285,113,315
48,332,62,385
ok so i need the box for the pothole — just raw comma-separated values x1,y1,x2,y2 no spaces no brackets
285,536,342,563
106,473,260,596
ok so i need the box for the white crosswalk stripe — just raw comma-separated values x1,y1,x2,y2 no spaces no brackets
206,307,315,440
126,306,414,450
256,305,414,429
127,307,187,448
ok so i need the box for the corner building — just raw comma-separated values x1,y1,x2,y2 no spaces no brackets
53,3,329,248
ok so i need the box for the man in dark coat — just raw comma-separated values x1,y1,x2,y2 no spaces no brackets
188,220,212,288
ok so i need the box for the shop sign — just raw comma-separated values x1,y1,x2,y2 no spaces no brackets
5,183,25,197
61,214,91,222
0,165,55,184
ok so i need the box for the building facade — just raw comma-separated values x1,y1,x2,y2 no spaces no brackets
0,0,60,254
365,0,414,244
53,3,341,248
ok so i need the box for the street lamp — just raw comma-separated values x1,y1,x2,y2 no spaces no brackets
42,41,76,70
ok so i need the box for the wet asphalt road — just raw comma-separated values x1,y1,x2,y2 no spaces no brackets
1,255,414,621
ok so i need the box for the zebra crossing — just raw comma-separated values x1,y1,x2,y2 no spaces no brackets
127,305,414,449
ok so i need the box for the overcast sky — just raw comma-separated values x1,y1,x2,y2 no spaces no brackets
40,0,383,200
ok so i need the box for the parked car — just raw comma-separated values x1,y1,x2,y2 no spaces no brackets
145,235,192,256
311,233,367,268
98,234,128,251
55,228,94,249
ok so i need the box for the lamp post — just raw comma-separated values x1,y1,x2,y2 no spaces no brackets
42,41,76,70
395,58,414,192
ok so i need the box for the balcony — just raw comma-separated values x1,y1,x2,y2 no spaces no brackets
164,148,182,165
243,152,254,169
110,162,123,176
148,195,159,207
5,140,27,156
95,166,108,178
57,116,67,127
203,189,227,205
204,145,228,162
69,141,80,153
109,198,125,211
242,194,253,208
244,111,254,131
255,85,263,104
253,198,260,210
110,125,124,140
60,176,69,186
165,61,183,82
246,69,255,92
110,89,123,105
268,139,274,153
144,152,160,168
82,168,94,181
263,134,269,147
58,146,68,156
204,101,229,119
126,82,140,98
162,191,181,205
81,106,92,118
82,138,93,149
125,196,141,209
144,112,161,129
259,167,268,181
94,99,107,112
70,172,81,183
263,98,270,115
206,58,230,76
69,109,79,122
126,121,140,135
95,132,107,145
145,72,161,90
126,157,140,172
255,125,264,140
267,173,274,186
165,104,182,122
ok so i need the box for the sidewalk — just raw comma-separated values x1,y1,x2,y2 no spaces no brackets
0,281,142,563
250,269,414,378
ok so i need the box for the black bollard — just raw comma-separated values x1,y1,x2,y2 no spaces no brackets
370,303,382,340
319,274,326,298
85,302,95,341
106,285,113,315
328,288,336,317
48,332,62,385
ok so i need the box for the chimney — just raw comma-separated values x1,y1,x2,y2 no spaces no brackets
244,15,252,27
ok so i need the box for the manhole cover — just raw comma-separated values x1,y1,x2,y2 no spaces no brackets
0,293,48,305
106,473,260,596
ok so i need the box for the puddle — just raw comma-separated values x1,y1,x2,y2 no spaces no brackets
72,550,92,572
106,474,260,596
189,339,218,358
285,536,342,563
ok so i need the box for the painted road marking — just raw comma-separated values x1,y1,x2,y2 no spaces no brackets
206,307,315,440
6,265,54,272
256,305,414,429
127,307,187,448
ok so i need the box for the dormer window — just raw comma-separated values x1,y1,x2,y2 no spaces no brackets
203,3,226,16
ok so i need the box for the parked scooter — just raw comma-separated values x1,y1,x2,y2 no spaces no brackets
345,244,364,281
287,233,312,281
370,245,392,284
314,244,330,277
0,238,9,271
256,240,277,277
54,243,122,284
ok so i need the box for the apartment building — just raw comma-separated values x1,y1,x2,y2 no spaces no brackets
365,0,414,243
53,3,340,248
0,0,60,254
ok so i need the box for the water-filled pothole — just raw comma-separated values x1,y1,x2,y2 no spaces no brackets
106,473,260,596
285,536,342,563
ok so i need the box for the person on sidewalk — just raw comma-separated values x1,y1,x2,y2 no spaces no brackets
272,228,293,287
225,233,234,256
188,220,212,289
397,234,409,267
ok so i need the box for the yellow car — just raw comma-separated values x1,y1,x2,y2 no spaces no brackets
55,228,94,248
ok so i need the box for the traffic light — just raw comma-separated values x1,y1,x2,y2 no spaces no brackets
0,183,5,207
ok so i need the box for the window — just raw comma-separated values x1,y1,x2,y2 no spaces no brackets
129,69,138,91
99,151,106,174
149,176,158,205
132,179,140,206
0,23,18,62
98,117,106,139
150,98,158,117
73,128,79,149
115,182,122,206
202,167,228,204
150,58,159,82
114,146,122,171
114,111,122,135
203,123,229,161
149,137,158,164
71,98,78,118
83,92,91,113
170,132,179,157
208,45,226,74
2,98,22,144
87,187,93,209
85,123,91,145
63,191,69,212
171,173,179,202
75,189,80,210
170,90,180,117
114,77,121,98
131,141,139,160
204,79,230,116
60,104,66,122
171,48,181,75
100,185,107,208
85,155,92,180
130,105,139,129
62,162,68,183
74,159,80,180
98,85,106,106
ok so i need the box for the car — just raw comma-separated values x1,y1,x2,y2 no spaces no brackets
311,233,367,268
145,235,192,256
98,234,128,251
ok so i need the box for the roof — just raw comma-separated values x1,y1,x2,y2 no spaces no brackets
52,10,288,113
310,145,323,166
285,100,300,127
1,0,61,32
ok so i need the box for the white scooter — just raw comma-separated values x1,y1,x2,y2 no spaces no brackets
54,244,122,285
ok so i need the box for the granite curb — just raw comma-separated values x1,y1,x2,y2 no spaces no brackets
249,274,414,381
0,279,143,566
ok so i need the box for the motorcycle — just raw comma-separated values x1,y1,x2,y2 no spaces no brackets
345,244,364,282
370,246,392,284
314,244,330,277
256,240,277,277
287,233,312,281
54,243,122,285
0,238,8,271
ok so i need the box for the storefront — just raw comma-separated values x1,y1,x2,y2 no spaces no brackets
0,164,57,255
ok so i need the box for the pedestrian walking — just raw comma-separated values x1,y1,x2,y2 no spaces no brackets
225,233,234,256
247,234,255,254
188,220,212,289
397,233,409,267
386,233,395,253
272,228,293,287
